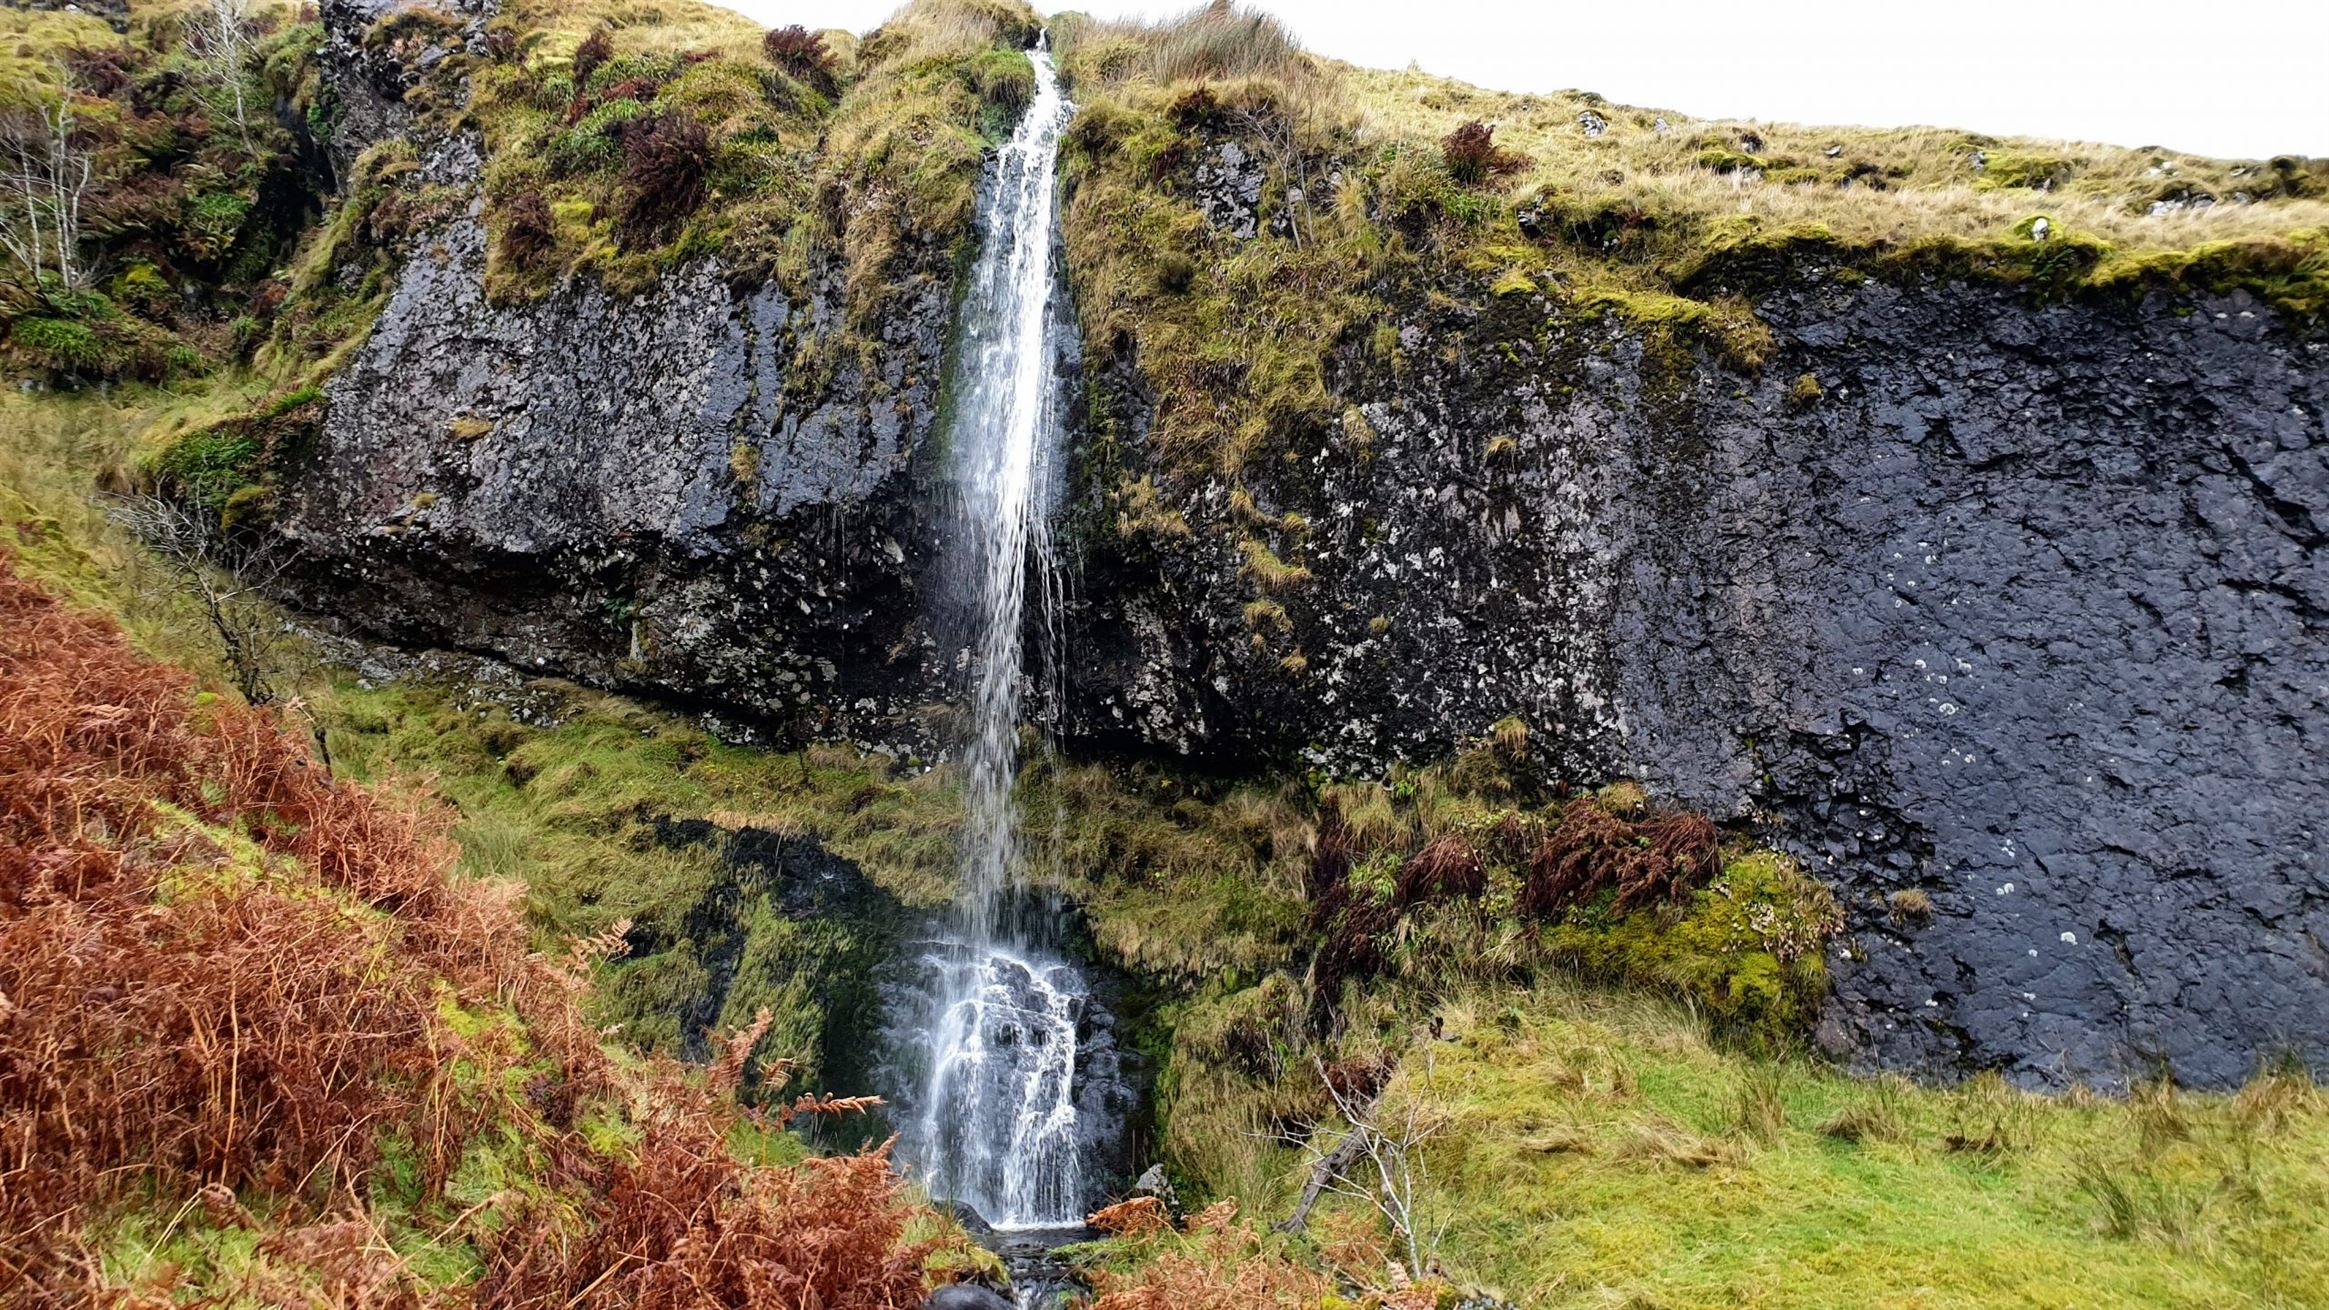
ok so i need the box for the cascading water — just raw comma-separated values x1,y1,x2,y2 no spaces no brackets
887,38,1115,1238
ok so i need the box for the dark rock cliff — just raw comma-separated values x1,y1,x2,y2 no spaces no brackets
1062,277,2327,1089
273,147,957,747
283,0,2324,1087
319,0,499,182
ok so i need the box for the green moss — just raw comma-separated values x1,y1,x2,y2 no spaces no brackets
1975,152,2075,191
1575,285,1776,371
8,317,109,373
145,386,326,520
1544,850,1840,1046
2086,229,2329,322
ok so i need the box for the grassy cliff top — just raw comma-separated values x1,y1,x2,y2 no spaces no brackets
1335,62,2328,250
1051,4,2327,498
1061,5,2327,254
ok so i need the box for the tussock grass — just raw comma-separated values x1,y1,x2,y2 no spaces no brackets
1388,983,2329,1308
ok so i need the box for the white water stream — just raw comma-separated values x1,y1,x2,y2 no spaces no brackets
905,39,1089,1232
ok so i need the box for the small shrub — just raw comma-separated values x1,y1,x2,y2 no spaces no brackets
1083,1209,1332,1309
145,387,325,519
1488,715,1528,760
616,111,712,246
595,75,662,105
1443,120,1526,186
1168,84,1225,131
1519,801,1720,919
1089,1195,1171,1237
572,28,614,87
762,23,835,94
1886,887,1933,926
498,189,557,268
1393,834,1484,908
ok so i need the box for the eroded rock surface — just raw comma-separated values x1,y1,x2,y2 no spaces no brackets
274,207,955,747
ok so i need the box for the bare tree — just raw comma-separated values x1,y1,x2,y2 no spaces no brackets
186,0,258,153
1277,1049,1451,1282
0,81,95,290
108,494,299,709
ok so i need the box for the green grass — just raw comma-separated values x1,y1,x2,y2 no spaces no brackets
317,675,962,1084
0,384,277,675
1376,984,2329,1308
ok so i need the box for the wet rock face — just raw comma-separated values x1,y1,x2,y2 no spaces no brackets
1064,281,2327,1089
1193,140,1265,239
273,205,955,749
319,0,500,182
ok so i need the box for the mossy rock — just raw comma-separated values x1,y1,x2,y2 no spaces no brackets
1542,849,1841,1048
146,387,326,522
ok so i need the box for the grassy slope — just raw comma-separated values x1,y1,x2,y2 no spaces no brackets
11,5,2329,1305
1405,984,2329,1308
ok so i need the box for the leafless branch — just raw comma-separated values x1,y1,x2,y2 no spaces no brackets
1273,1047,1448,1281
187,0,259,153
108,493,300,709
0,76,97,291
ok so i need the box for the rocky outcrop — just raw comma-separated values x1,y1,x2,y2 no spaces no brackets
318,0,499,182
273,187,958,748
1062,277,2327,1089
285,0,2322,1089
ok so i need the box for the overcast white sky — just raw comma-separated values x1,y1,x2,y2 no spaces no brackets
716,0,2327,159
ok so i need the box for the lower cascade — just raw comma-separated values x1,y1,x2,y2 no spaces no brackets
880,37,1120,1236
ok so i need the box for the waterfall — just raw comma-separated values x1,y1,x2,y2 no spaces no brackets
897,37,1098,1234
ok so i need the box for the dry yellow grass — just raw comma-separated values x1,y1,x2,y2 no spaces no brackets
1342,63,2329,254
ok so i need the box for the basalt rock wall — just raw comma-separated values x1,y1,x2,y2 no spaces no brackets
1061,278,2327,1089
273,192,959,747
